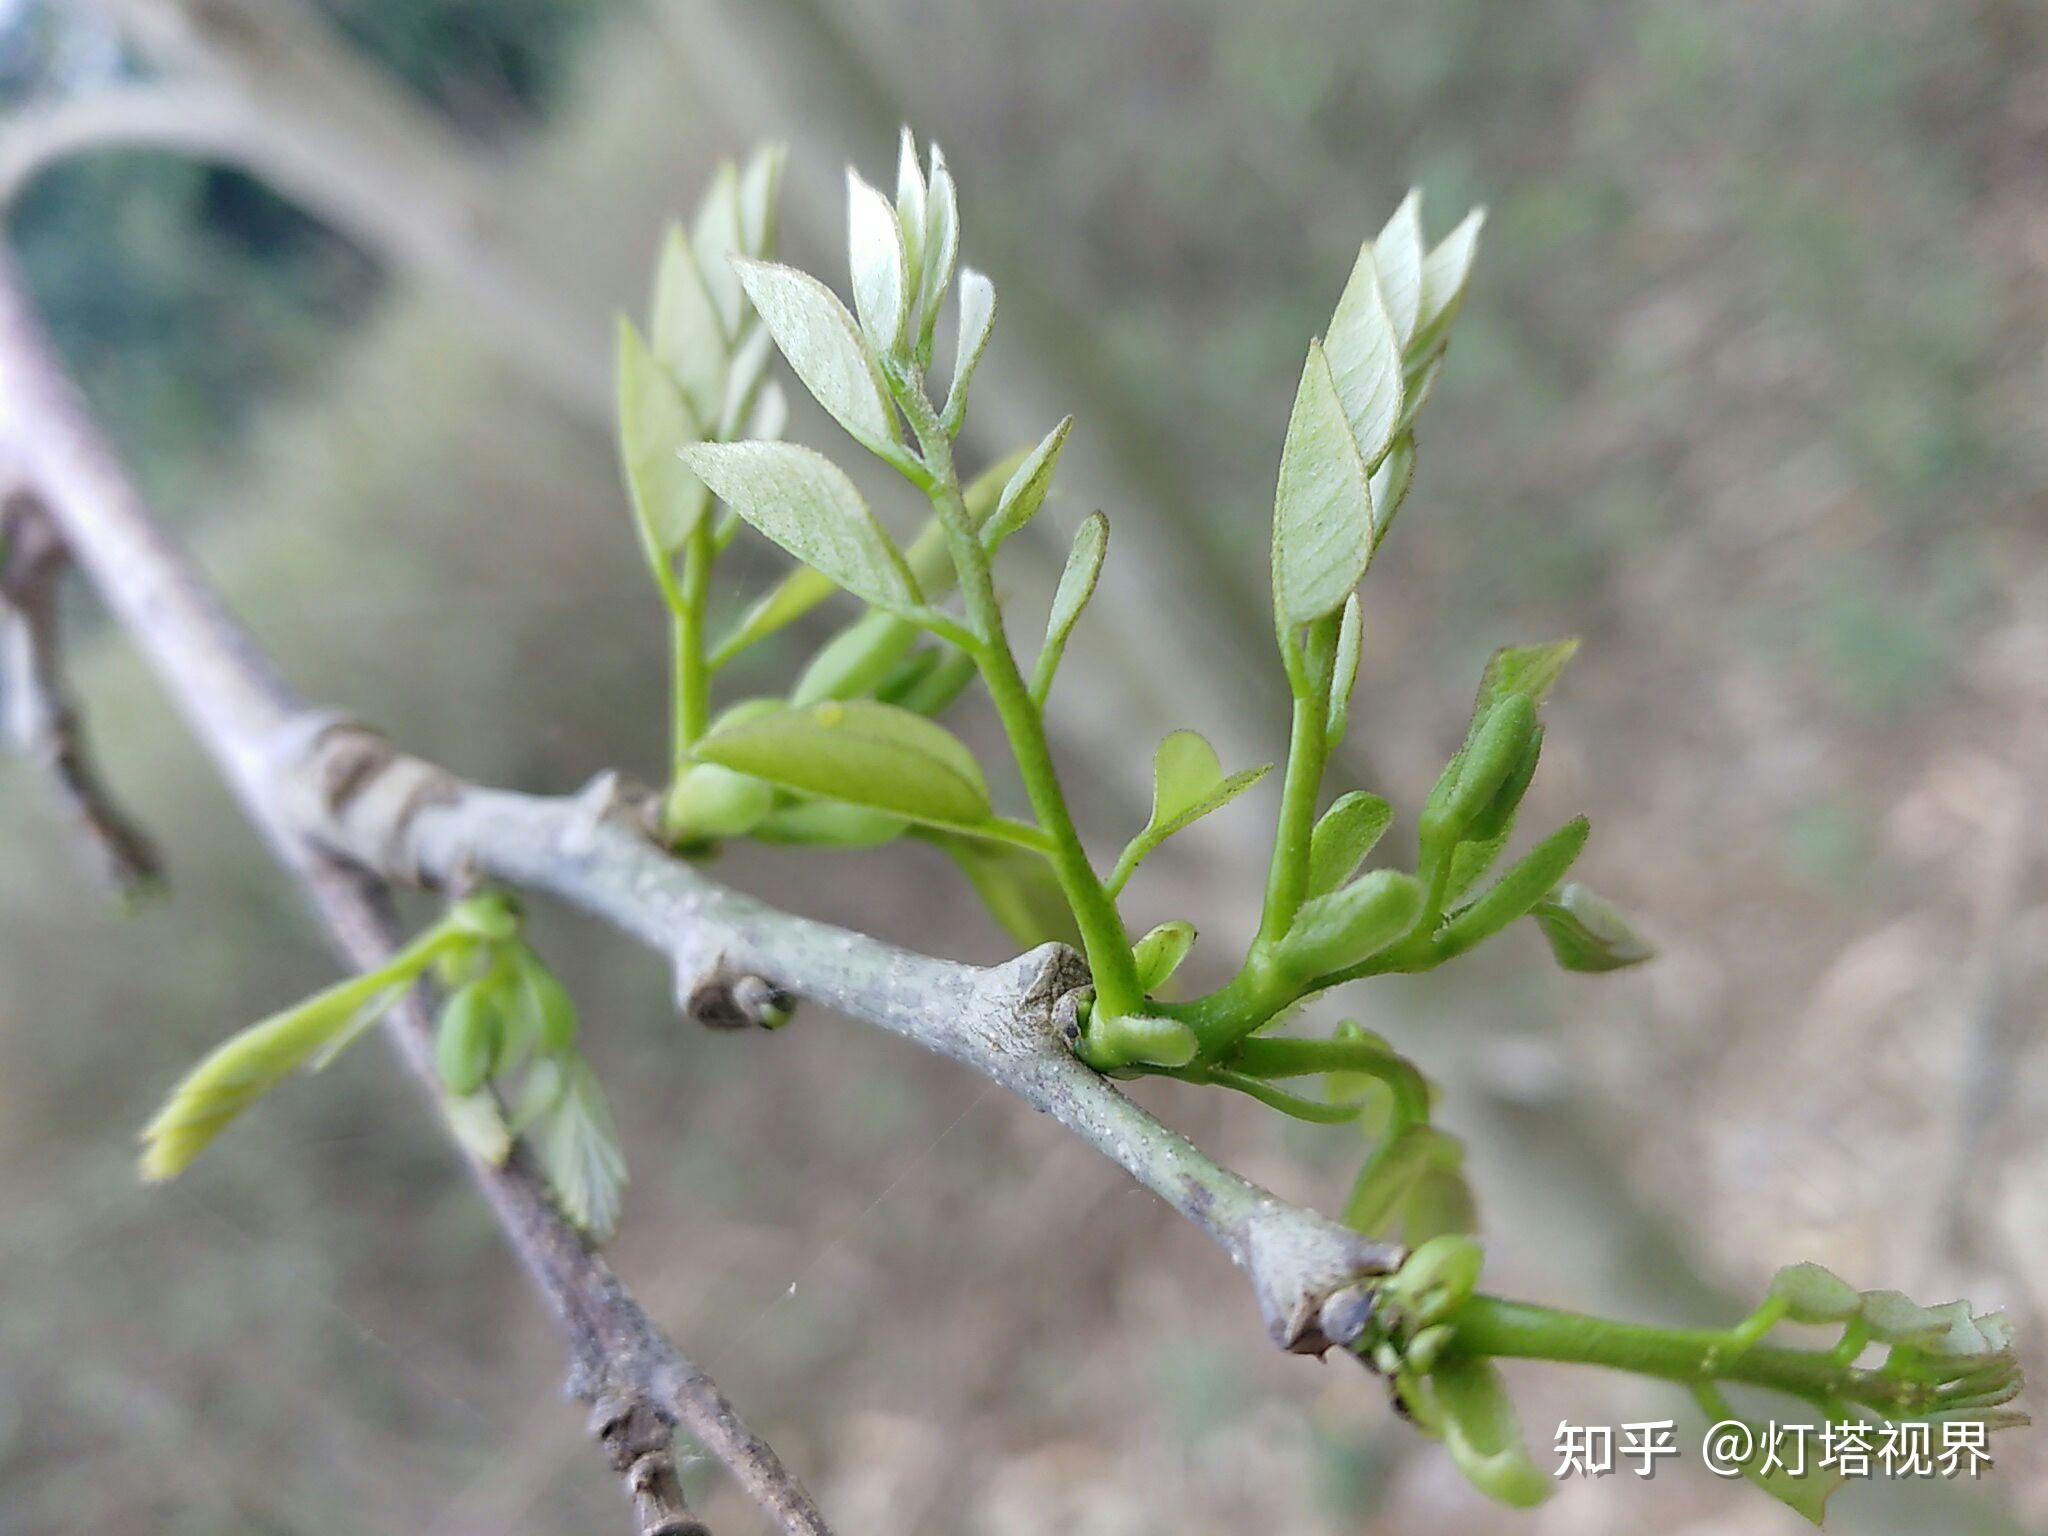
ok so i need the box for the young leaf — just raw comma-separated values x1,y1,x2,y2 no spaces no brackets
934,834,1084,948
1108,731,1272,894
664,762,776,841
713,566,837,664
1530,883,1655,972
752,799,908,849
943,268,996,433
435,980,501,1096
718,323,777,438
792,610,922,706
1770,1262,1861,1325
139,965,416,1180
442,1088,513,1167
1345,1122,1465,1237
1132,919,1197,993
1326,593,1363,744
1436,817,1591,959
985,416,1073,546
1322,243,1404,471
693,699,992,829
691,160,747,336
1430,1356,1551,1509
650,224,727,421
736,141,787,258
1469,640,1579,741
918,145,960,336
1271,341,1375,634
1372,190,1425,347
1307,791,1393,896
1275,868,1424,978
1366,435,1416,554
616,319,709,566
1414,206,1485,351
847,167,910,353
893,127,927,277
1031,511,1107,704
682,441,920,615
733,258,899,451
538,1056,626,1239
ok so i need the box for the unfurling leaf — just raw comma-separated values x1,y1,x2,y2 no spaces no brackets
791,611,921,706
986,415,1073,546
1345,1123,1471,1240
694,699,992,830
436,979,501,1096
1372,191,1425,348
943,268,996,432
1272,340,1375,634
1468,640,1579,739
736,141,787,260
682,441,920,616
691,160,747,334
847,168,910,353
1322,241,1404,471
918,145,960,342
1436,817,1590,960
1032,511,1107,703
1430,1356,1551,1509
139,965,417,1180
1326,593,1364,744
442,1089,512,1166
936,834,1083,948
664,761,776,841
1307,791,1393,896
537,1056,626,1239
1414,206,1485,356
1770,1262,1861,1325
1531,883,1655,972
1108,730,1271,893
733,258,899,451
1366,435,1416,553
616,320,708,564
1275,868,1423,978
1422,693,1538,849
893,128,926,277
1132,919,1197,992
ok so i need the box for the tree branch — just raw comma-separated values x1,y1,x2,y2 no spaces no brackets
0,213,1401,1514
0,249,825,1535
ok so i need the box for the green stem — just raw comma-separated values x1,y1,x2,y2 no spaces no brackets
1228,1034,1430,1125
1448,1296,1902,1416
673,519,714,763
1255,688,1331,950
896,382,1141,1018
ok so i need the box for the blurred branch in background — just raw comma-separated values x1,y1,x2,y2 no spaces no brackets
0,483,157,892
5,0,611,416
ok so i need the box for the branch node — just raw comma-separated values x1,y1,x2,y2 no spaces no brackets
590,1392,708,1536
564,769,661,853
279,717,459,884
678,951,795,1030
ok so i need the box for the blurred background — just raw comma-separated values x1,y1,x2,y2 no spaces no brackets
0,0,2043,1531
